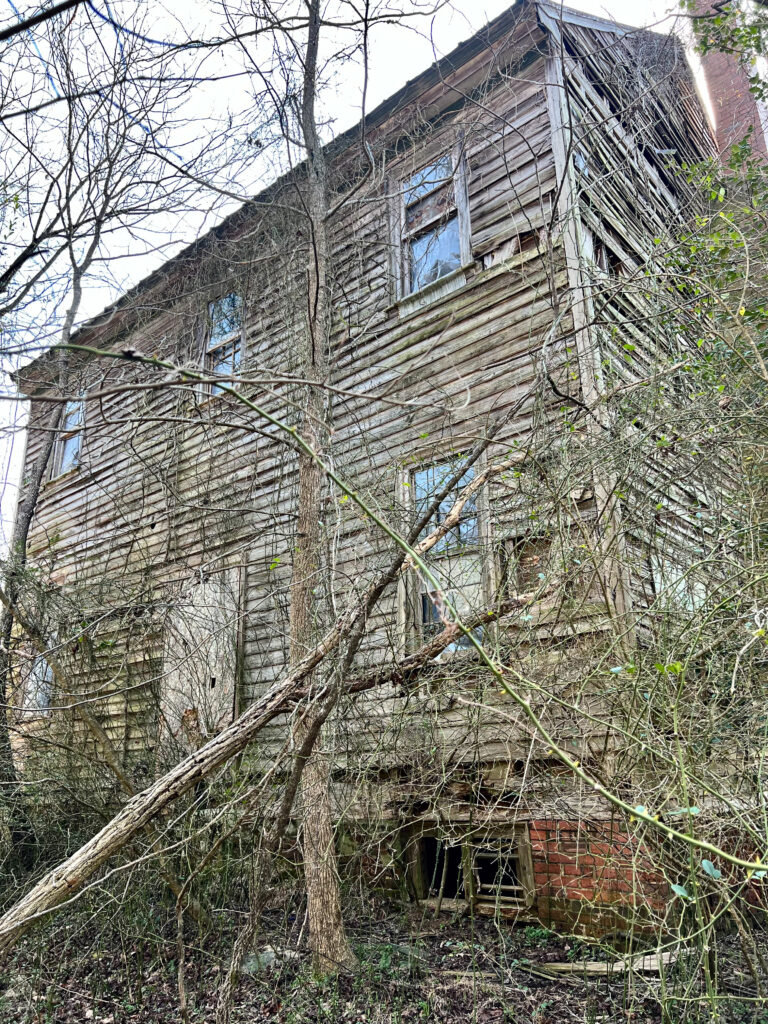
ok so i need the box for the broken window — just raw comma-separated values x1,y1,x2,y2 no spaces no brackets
582,225,625,283
410,462,483,650
24,656,53,715
503,535,554,595
410,828,534,909
205,293,243,396
594,240,623,277
52,398,85,477
420,836,465,899
400,152,469,296
470,842,525,905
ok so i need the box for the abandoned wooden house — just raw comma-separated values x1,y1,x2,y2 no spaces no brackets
10,0,753,936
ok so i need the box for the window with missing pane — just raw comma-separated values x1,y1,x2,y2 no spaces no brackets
205,293,243,396
410,462,483,649
503,536,553,595
52,398,84,477
400,153,467,296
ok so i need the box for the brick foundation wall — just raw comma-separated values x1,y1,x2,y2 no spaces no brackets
530,819,666,937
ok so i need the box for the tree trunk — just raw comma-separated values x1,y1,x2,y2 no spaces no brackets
0,402,61,868
0,407,508,961
291,439,356,976
288,0,356,977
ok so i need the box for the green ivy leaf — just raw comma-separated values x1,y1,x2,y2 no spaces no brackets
701,859,722,880
671,883,690,899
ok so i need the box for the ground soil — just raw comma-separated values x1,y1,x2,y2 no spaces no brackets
0,898,763,1022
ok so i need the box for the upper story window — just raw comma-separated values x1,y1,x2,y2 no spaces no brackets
52,397,84,478
205,293,243,396
409,461,483,650
24,656,53,715
398,149,470,299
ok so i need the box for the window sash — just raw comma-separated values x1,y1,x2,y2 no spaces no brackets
57,433,81,475
53,399,84,477
404,183,454,234
405,461,483,651
206,338,242,395
25,657,53,713
62,401,84,432
420,588,483,650
207,293,243,348
413,463,478,553
399,151,467,297
204,293,244,396
409,215,462,293
403,154,453,206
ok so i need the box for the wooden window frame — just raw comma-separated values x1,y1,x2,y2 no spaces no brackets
394,142,471,301
50,397,85,479
203,293,245,398
406,823,535,912
469,836,535,909
398,457,487,655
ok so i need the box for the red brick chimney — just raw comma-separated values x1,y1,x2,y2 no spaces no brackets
694,0,768,158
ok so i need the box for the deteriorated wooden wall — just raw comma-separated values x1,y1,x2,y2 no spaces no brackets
546,14,722,627
13,3,715,836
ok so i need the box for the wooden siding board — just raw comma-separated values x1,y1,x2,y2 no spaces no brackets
15,9,717,795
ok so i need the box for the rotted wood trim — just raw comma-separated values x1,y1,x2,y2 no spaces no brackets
543,29,634,646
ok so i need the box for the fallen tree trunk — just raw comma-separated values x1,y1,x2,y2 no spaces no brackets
0,582,536,961
0,435,527,960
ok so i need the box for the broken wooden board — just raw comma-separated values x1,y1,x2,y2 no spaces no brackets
541,949,684,977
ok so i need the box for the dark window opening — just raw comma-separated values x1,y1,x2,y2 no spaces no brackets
517,229,541,256
420,836,465,899
210,676,216,690
594,240,623,276
471,844,524,904
504,535,553,595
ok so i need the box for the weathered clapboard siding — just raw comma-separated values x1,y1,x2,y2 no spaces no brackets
544,14,726,641
13,2,717,804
